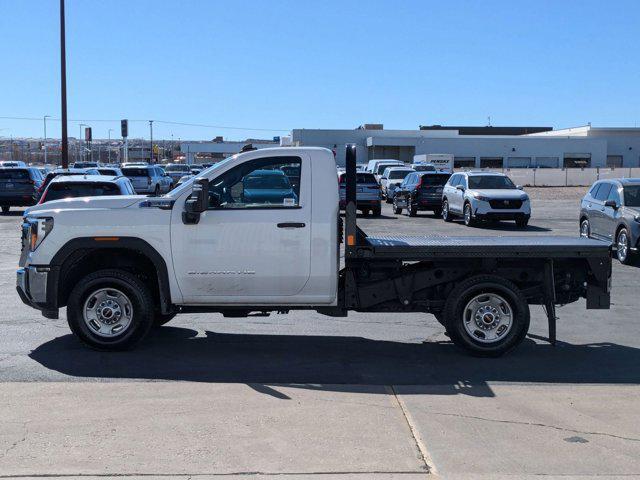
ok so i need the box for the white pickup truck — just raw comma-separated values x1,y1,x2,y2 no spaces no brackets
17,146,612,356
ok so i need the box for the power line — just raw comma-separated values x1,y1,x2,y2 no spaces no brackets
0,116,289,132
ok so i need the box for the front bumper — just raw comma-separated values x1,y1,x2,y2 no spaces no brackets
16,266,59,319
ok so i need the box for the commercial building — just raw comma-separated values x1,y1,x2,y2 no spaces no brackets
291,124,640,169
180,138,279,164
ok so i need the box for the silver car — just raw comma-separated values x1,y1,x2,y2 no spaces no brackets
121,165,173,195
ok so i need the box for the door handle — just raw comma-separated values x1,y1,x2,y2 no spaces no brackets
277,222,306,228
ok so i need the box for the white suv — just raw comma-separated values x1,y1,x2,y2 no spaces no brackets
442,171,531,227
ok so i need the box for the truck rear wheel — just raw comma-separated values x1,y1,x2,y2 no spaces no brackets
443,275,530,357
66,269,155,351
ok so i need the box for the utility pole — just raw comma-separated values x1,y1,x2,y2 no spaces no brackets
59,0,69,168
149,120,154,163
108,128,113,163
43,115,50,164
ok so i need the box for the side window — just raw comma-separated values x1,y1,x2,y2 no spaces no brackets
448,174,459,187
589,183,601,198
208,156,302,209
405,173,414,186
594,183,612,201
607,185,621,205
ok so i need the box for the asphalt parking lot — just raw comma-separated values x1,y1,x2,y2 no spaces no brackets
1,187,639,479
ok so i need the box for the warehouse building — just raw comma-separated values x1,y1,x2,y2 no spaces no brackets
291,124,640,169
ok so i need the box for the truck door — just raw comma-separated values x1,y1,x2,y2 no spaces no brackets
171,154,311,302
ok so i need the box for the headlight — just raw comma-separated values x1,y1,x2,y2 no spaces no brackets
472,193,490,202
27,217,54,251
634,215,640,223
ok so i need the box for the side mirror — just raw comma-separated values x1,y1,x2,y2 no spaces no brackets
604,199,619,209
516,185,524,190
182,178,209,224
456,184,465,191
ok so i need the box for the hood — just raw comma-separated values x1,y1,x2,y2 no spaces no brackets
473,189,528,200
25,195,145,216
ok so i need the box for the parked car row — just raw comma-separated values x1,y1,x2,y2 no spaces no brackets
0,163,184,214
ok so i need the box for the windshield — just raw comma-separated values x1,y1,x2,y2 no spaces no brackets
0,169,29,180
623,185,640,207
389,170,413,180
339,173,378,184
420,173,451,186
414,165,436,172
377,163,401,175
243,173,291,190
122,168,150,177
44,182,120,202
165,164,191,172
468,175,516,189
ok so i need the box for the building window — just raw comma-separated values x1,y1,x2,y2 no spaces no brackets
480,157,504,169
533,157,559,168
506,157,531,168
606,155,623,168
454,157,475,169
564,154,591,168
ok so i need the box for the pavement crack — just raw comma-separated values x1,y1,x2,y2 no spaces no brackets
1,420,29,458
386,385,435,474
429,411,640,443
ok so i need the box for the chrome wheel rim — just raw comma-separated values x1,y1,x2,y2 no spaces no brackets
443,201,448,218
463,293,513,344
464,205,471,224
617,231,628,262
580,220,589,238
83,288,133,338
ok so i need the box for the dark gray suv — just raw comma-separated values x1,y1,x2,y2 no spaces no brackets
580,178,640,264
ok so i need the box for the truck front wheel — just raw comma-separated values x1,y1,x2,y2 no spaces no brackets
443,275,530,357
66,269,155,351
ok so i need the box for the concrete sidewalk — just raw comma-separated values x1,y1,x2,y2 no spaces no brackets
0,382,429,478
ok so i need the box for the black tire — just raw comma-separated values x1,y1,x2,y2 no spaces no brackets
442,199,453,222
408,205,418,217
433,208,442,218
372,206,382,216
154,311,177,327
1,206,9,214
66,269,155,351
463,202,476,227
616,227,635,265
385,196,393,204
516,218,529,228
154,185,160,196
443,275,530,357
393,204,402,214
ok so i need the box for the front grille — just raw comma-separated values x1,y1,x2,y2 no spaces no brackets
489,199,522,209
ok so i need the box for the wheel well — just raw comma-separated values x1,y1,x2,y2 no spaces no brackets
580,215,588,224
58,248,162,310
615,223,627,239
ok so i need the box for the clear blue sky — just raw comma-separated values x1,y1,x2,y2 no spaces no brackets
1,0,639,140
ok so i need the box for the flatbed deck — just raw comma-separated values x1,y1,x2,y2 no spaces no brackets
364,235,610,259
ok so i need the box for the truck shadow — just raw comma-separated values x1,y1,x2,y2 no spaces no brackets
29,328,640,398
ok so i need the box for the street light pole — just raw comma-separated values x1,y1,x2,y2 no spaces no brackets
108,128,113,164
149,120,154,164
59,0,69,168
79,123,87,163
43,115,50,164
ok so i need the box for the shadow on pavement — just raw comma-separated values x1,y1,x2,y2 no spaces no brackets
29,327,640,398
